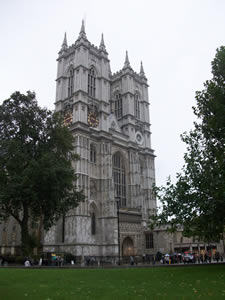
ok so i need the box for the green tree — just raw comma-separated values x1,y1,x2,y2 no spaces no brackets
0,91,85,255
152,46,225,243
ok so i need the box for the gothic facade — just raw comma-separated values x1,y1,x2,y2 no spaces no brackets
43,21,156,257
1,23,224,258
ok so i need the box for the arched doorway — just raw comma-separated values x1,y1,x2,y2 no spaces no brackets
122,237,134,256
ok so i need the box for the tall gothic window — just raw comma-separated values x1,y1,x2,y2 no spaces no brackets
91,212,96,235
90,143,96,163
115,93,123,118
134,93,140,119
113,152,126,207
145,232,154,249
68,69,74,97
62,215,65,243
88,67,96,97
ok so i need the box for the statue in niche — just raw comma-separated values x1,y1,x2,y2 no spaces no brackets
90,179,97,199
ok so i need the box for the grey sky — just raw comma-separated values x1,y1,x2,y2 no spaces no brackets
0,0,225,187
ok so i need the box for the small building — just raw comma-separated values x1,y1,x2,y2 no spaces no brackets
153,225,224,255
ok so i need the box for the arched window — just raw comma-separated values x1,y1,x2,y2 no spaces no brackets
90,143,96,163
113,152,126,207
88,67,96,97
145,232,154,249
91,212,96,235
134,93,140,119
115,93,123,118
68,68,74,97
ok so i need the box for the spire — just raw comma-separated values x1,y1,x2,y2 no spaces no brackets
61,32,68,50
79,19,87,39
123,50,131,69
99,33,106,51
140,61,145,77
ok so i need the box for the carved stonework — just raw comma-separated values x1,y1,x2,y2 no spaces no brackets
42,23,156,257
101,202,111,217
90,178,97,199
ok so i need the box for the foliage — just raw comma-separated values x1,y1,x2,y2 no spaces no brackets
151,46,225,242
64,252,76,264
14,256,26,265
0,91,85,255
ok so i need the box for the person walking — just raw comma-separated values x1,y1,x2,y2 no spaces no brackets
39,257,42,266
130,256,134,266
215,251,220,263
142,253,146,264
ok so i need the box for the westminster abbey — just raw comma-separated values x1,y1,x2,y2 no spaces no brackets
43,21,156,258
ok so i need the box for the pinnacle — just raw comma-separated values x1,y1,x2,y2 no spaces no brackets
99,33,106,51
140,61,145,76
79,19,87,39
62,32,67,46
60,32,68,51
123,50,132,70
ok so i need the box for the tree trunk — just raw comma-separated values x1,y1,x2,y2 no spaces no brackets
223,235,225,254
37,215,43,252
20,210,31,256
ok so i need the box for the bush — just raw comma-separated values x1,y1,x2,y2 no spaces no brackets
31,255,41,265
2,256,16,264
155,252,162,261
64,253,76,264
15,256,26,265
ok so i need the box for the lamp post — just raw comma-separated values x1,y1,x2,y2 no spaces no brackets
116,198,121,265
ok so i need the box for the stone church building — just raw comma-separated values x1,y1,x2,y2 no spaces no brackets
43,21,156,258
0,22,224,257
1,22,224,259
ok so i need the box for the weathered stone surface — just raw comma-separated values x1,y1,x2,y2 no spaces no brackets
43,24,156,257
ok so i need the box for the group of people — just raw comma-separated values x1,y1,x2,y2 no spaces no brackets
20,250,223,267
159,251,223,264
129,251,224,266
85,256,98,266
25,255,64,267
129,254,156,266
196,251,223,263
51,255,64,266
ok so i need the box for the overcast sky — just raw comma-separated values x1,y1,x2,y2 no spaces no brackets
1,0,225,187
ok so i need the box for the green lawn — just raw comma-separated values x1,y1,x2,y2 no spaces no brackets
0,265,224,300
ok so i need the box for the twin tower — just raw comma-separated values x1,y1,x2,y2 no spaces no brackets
44,21,156,258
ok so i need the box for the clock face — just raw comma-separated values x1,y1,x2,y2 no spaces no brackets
135,131,143,145
63,112,73,126
88,112,99,127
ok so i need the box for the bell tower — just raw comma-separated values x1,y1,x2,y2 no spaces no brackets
55,21,111,132
110,51,151,148
44,21,156,259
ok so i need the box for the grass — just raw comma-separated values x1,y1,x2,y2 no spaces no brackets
0,265,224,299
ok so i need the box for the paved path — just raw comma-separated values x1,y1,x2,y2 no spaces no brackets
2,261,225,269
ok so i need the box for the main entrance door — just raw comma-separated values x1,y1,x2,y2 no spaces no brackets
122,237,134,256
